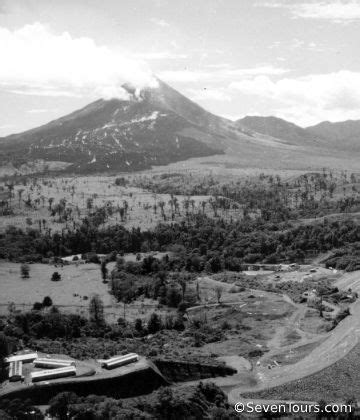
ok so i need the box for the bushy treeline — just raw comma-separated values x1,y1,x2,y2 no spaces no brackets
1,305,186,344
0,399,42,420
0,300,229,361
0,382,237,419
324,244,360,271
2,215,360,270
46,383,237,420
109,261,196,309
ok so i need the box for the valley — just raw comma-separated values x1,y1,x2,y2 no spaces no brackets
1,159,360,418
1,71,360,420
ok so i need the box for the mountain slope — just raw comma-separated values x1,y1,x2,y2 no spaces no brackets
0,80,234,173
3,80,360,175
236,116,322,147
306,120,360,151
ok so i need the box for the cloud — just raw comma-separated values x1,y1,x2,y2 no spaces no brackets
187,88,231,102
291,1,360,20
150,18,170,27
229,70,360,126
27,108,57,114
268,38,327,53
158,65,289,83
158,70,210,83
133,51,187,60
259,1,360,22
0,22,157,99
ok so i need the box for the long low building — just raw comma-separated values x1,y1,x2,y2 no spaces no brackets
31,366,76,382
5,352,38,364
34,358,75,369
9,361,23,382
102,353,138,370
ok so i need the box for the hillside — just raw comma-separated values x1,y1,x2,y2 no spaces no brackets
237,115,323,147
307,119,360,151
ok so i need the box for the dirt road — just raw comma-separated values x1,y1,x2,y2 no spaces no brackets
227,271,360,404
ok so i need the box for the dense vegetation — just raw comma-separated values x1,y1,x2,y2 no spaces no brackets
0,293,228,362
0,382,237,419
2,215,360,271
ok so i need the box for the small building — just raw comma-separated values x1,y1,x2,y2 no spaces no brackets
5,352,38,364
101,353,138,370
31,366,76,382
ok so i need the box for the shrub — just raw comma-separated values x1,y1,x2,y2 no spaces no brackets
20,263,30,279
248,348,264,358
33,302,43,311
42,296,53,307
147,313,162,334
51,271,61,282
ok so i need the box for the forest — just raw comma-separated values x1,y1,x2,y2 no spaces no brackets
1,214,360,272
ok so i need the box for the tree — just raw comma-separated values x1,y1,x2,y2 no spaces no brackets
215,286,223,304
147,312,162,334
17,188,24,208
48,392,78,419
178,274,187,300
86,197,93,211
196,281,200,301
0,333,10,379
110,271,137,320
134,318,143,333
42,296,53,307
20,263,30,279
48,197,54,210
89,294,105,325
166,287,182,308
100,260,108,283
0,410,11,420
51,272,61,282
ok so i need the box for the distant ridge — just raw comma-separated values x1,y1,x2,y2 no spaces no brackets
237,115,324,146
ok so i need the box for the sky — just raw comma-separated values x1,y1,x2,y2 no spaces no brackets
1,0,360,136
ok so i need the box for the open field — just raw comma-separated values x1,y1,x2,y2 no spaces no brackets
1,165,360,242
0,261,115,308
0,174,246,233
0,259,175,323
146,150,360,174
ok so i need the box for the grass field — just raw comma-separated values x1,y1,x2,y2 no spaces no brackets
0,260,172,323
